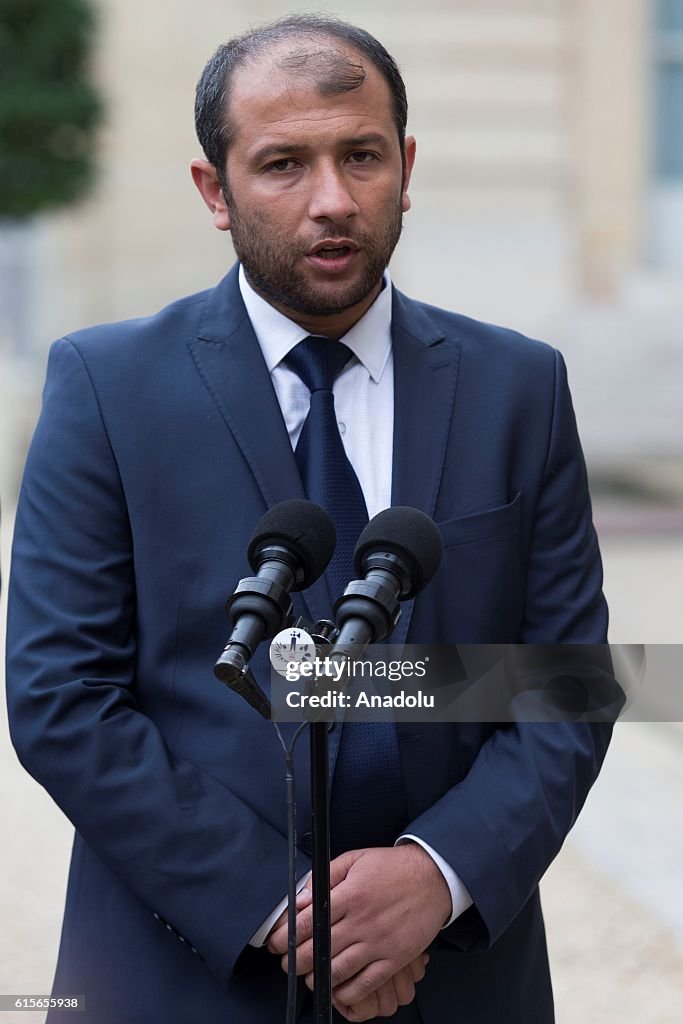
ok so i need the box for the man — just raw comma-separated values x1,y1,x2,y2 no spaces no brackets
6,15,611,1024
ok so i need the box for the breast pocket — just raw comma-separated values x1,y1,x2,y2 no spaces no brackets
437,492,521,548
432,494,523,640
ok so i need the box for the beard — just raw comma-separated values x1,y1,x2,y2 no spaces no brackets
224,190,404,317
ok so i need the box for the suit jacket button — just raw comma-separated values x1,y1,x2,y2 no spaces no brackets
301,832,313,856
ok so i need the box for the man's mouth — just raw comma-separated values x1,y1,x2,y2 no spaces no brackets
314,246,352,260
306,240,360,273
308,239,359,257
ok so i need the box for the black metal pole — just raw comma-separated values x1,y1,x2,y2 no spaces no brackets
310,720,333,1024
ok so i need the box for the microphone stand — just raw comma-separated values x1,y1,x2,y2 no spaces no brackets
217,625,336,1024
305,620,337,1024
309,718,333,1024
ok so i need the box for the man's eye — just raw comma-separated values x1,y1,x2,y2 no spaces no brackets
268,159,298,173
348,151,376,164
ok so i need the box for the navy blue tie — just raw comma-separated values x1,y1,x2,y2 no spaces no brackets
283,336,406,857
284,337,367,600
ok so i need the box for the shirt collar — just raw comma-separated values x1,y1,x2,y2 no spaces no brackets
238,264,393,384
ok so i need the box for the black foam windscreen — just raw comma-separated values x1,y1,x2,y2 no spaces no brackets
353,506,443,597
247,499,336,590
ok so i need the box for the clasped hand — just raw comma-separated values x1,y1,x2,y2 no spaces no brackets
266,845,451,1021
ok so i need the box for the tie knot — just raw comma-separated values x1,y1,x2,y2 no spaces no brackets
283,336,354,393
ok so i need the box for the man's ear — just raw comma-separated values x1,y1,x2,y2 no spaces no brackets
190,159,231,231
401,136,416,213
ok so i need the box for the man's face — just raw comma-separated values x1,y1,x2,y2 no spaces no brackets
193,49,415,332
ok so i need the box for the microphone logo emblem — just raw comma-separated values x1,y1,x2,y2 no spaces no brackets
269,627,316,678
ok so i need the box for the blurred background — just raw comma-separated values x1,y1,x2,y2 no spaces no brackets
1,0,682,1021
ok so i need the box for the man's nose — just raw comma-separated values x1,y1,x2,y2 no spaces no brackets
307,164,360,222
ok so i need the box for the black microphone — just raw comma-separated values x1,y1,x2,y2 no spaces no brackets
331,506,443,654
214,500,336,699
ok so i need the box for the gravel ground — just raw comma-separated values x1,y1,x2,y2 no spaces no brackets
544,844,683,1024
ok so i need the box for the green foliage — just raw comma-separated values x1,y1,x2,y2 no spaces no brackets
0,0,102,218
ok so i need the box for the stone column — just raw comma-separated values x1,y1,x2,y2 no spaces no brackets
571,0,649,298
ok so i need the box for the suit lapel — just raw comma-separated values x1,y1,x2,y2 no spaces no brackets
187,265,332,624
389,287,461,648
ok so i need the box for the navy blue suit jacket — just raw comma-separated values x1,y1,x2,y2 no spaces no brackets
6,266,610,1023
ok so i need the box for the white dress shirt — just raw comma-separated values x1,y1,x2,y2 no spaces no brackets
238,264,394,521
239,266,472,945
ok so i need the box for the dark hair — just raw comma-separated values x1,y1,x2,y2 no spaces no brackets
194,14,408,184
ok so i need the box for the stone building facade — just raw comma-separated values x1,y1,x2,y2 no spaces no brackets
1,0,681,496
